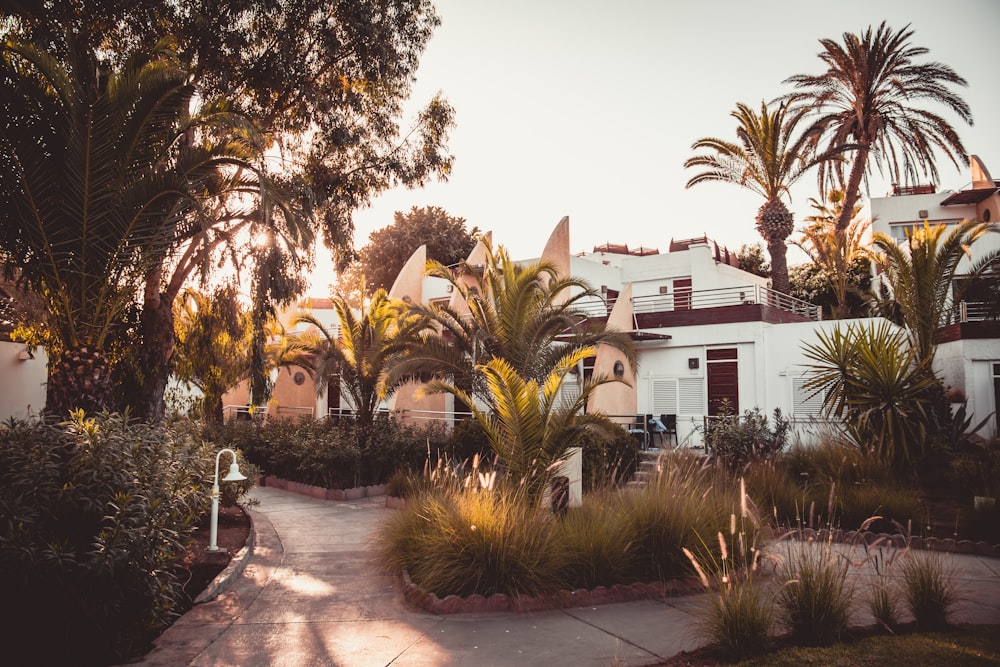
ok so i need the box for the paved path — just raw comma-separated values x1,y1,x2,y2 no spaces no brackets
139,487,1000,667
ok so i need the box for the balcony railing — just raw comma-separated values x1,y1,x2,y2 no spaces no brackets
951,301,997,323
577,284,821,321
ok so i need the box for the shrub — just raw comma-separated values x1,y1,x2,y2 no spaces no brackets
552,492,637,588
619,452,734,582
376,482,564,597
899,550,959,631
0,413,217,665
204,415,442,489
580,427,639,491
773,538,855,645
863,544,902,632
686,496,772,660
705,404,790,468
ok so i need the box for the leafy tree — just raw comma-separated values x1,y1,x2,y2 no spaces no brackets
386,238,637,405
789,258,871,320
736,243,770,278
424,349,623,500
685,101,831,294
358,206,479,293
2,3,455,420
283,288,427,435
173,287,252,424
0,35,292,416
785,22,972,232
792,190,872,318
872,221,998,368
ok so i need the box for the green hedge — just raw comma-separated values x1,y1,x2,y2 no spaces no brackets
0,412,220,665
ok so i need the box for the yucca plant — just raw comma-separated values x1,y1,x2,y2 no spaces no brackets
803,320,940,467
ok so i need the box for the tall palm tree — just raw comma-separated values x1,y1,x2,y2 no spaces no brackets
784,21,972,232
793,189,870,318
283,288,427,433
872,220,998,367
385,238,636,406
0,34,306,416
685,101,827,295
424,348,623,500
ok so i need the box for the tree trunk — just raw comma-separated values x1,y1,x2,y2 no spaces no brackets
45,344,112,418
768,239,790,295
133,290,176,422
837,146,869,232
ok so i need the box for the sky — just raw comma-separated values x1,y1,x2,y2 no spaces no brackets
314,0,1000,291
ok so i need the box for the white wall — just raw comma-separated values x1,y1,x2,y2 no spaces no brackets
0,341,47,420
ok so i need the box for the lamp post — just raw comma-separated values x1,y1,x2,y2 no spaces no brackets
208,448,247,552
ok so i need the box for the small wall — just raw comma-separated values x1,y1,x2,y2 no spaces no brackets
0,341,47,419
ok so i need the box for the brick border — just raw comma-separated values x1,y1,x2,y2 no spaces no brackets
771,527,1000,557
400,570,704,615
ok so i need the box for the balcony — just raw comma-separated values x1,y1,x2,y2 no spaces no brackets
578,284,821,325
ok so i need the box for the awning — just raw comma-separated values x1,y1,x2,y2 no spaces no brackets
940,187,998,206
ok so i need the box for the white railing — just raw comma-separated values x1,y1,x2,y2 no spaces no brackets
953,301,996,323
578,285,820,321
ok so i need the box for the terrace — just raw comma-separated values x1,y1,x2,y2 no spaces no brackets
577,283,822,327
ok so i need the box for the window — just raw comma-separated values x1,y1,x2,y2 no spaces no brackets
792,376,825,419
673,277,692,310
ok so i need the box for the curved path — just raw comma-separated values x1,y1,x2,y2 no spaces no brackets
139,487,1000,667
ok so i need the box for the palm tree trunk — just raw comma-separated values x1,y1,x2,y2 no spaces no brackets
45,345,112,417
837,147,870,232
768,239,791,295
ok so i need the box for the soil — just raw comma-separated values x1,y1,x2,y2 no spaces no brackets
175,504,252,609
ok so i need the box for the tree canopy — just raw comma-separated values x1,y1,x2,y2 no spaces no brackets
0,2,454,418
358,206,479,293
785,21,972,231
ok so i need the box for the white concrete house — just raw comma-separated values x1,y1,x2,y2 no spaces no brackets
869,154,1000,439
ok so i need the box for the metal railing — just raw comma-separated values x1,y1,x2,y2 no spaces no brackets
577,284,821,321
952,300,997,323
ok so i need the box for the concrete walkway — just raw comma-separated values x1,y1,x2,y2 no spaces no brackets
139,487,1000,667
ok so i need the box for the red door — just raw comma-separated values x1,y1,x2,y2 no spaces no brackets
707,348,738,416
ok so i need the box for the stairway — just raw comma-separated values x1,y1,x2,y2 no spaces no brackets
625,448,664,490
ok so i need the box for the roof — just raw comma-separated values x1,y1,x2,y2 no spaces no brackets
940,187,999,206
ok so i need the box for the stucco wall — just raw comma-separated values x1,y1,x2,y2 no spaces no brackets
0,341,47,419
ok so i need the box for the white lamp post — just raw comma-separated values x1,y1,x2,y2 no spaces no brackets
208,448,247,552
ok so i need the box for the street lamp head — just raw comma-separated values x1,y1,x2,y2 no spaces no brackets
223,461,247,482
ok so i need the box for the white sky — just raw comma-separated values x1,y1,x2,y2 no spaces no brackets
314,0,1000,292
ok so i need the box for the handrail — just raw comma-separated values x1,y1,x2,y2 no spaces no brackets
577,284,821,321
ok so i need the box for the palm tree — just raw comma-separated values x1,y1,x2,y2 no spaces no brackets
685,101,827,295
385,238,636,405
793,189,871,318
424,348,623,500
784,21,972,232
872,220,998,367
283,288,427,433
173,287,252,424
0,34,306,416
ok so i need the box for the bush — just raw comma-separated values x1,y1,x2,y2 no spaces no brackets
376,482,564,597
705,404,789,468
580,427,639,491
376,450,745,597
773,538,855,646
204,415,444,489
900,550,958,631
0,413,217,665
